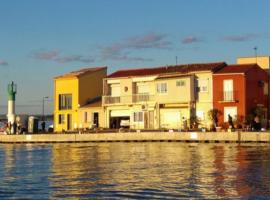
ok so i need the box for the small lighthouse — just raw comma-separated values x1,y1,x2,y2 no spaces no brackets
7,81,17,124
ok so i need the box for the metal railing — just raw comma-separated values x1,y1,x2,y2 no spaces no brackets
103,94,155,105
222,91,237,102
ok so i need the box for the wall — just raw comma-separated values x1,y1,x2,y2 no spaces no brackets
237,56,270,74
79,68,107,106
54,78,79,132
245,67,269,116
213,74,246,125
194,72,214,128
154,76,193,103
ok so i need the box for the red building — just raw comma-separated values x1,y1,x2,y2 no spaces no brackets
213,64,269,128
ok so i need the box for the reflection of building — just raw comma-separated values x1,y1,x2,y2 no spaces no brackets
102,62,226,129
213,64,269,127
54,67,107,132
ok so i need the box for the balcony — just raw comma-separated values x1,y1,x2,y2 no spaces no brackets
218,91,238,102
133,93,155,103
103,94,155,105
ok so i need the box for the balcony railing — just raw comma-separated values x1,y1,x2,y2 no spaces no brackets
103,94,155,105
133,94,155,103
103,96,120,104
218,91,238,102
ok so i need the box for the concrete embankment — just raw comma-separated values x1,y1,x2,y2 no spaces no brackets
1,131,270,143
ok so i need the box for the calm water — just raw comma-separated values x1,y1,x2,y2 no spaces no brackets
0,143,270,199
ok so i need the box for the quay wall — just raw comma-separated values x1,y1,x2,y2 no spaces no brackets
1,132,270,143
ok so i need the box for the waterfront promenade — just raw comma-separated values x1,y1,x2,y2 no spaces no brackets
1,131,270,143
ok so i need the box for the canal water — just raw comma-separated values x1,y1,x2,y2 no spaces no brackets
0,143,270,199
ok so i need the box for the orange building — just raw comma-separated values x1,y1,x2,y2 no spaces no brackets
213,64,269,128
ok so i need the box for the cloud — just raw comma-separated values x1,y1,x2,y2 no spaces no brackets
0,60,8,66
33,49,60,60
100,32,171,61
223,33,258,42
55,55,95,63
32,49,95,64
182,36,203,44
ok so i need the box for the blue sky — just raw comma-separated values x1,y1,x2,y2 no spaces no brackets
0,0,270,114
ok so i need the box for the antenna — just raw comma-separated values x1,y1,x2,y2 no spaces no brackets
253,46,258,64
175,56,178,65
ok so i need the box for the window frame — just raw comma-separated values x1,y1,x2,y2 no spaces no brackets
156,82,168,94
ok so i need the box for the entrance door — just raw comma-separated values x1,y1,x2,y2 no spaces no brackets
160,109,181,129
93,112,99,128
67,114,72,130
149,111,154,129
144,112,148,129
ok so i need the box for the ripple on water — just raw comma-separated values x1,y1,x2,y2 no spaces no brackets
0,143,270,199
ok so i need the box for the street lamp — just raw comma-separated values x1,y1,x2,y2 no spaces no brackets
42,96,49,121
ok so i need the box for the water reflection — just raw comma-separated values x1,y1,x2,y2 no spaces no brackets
0,143,270,199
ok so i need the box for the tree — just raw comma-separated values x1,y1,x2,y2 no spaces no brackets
207,109,222,130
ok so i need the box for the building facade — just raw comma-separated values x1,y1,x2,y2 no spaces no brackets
213,64,269,128
102,62,226,130
54,67,107,132
237,56,270,74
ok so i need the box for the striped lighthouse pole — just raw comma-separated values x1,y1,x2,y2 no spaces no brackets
7,81,17,125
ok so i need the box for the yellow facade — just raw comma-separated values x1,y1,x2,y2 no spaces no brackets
237,56,270,74
54,67,107,132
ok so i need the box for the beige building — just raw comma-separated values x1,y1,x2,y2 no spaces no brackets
237,56,270,74
102,62,226,130
78,97,105,129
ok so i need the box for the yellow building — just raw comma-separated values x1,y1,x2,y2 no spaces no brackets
237,56,270,74
54,67,107,132
102,62,226,130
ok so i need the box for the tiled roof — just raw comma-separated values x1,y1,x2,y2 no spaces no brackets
55,66,107,79
214,64,258,74
107,62,226,78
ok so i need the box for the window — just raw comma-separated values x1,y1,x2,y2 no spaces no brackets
223,80,233,101
157,83,167,93
198,79,209,92
59,94,72,110
264,82,268,95
84,112,88,123
58,114,65,124
176,80,186,87
136,83,149,94
134,112,143,122
110,84,120,97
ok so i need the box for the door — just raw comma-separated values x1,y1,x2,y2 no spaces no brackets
149,111,154,129
224,107,237,122
144,112,148,129
160,109,181,129
67,114,72,130
93,112,99,128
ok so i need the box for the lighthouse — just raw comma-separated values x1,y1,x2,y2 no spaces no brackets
7,81,17,124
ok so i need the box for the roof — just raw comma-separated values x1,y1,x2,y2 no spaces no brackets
214,64,258,74
80,96,102,109
54,66,107,79
107,62,227,78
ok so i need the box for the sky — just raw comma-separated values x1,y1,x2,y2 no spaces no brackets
0,0,270,115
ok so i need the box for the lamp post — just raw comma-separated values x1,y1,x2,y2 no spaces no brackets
42,96,49,121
